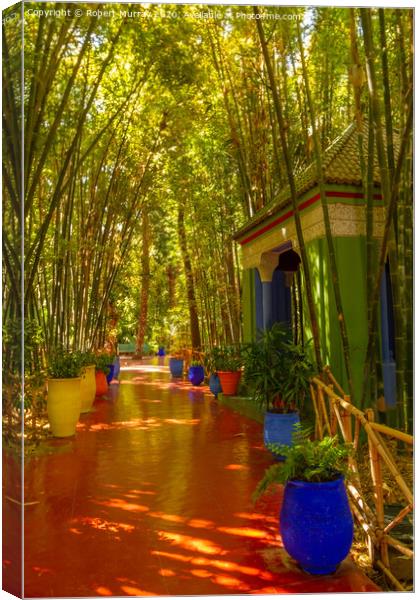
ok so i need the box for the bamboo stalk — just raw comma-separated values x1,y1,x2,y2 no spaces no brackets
366,409,389,568
317,386,332,436
324,366,346,397
309,384,323,440
254,11,323,371
367,422,413,445
384,535,413,558
376,560,405,591
296,21,354,400
383,504,413,535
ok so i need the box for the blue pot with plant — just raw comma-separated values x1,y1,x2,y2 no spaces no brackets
188,362,205,386
254,430,353,575
243,324,314,453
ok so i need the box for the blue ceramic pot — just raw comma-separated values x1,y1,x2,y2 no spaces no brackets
106,364,115,384
112,356,120,379
157,347,165,357
280,476,353,575
188,365,204,386
169,358,184,378
264,411,300,450
209,373,222,397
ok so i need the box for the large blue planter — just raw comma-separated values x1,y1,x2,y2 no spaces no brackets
169,358,184,378
280,476,353,575
106,364,115,384
112,356,120,379
264,411,300,449
188,365,205,386
209,373,222,397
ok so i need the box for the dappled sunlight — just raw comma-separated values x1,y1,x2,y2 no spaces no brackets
153,550,276,589
95,586,113,596
163,418,200,426
120,585,157,596
225,464,249,471
77,417,161,432
77,516,136,535
93,497,150,513
68,527,83,535
157,530,225,555
187,518,214,529
235,512,278,525
212,573,251,591
217,526,269,539
120,364,169,374
149,511,187,524
158,568,176,577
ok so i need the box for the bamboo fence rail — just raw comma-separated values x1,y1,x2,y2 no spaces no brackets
311,367,413,590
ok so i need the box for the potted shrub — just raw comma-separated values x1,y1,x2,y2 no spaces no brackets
214,345,243,396
77,351,96,414
243,324,314,450
94,354,111,396
169,350,184,378
47,349,82,437
188,360,205,386
253,429,353,575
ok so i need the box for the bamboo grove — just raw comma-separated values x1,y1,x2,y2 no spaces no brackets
2,4,413,429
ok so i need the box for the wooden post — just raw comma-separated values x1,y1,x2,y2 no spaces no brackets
310,384,323,439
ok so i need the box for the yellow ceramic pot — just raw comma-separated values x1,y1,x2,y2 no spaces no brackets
80,365,96,413
47,377,81,437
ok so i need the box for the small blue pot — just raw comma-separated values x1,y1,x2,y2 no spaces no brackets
157,347,165,357
106,364,115,384
188,365,204,386
209,373,222,397
112,356,120,379
264,411,300,452
169,358,184,378
280,476,353,575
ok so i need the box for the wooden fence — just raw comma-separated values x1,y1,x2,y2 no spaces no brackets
310,367,413,590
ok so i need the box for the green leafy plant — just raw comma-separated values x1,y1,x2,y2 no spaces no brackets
208,345,242,372
94,353,112,375
253,428,352,502
190,359,203,367
243,323,314,413
47,348,82,379
74,351,96,368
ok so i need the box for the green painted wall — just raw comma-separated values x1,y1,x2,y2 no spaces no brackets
241,268,256,343
304,236,375,405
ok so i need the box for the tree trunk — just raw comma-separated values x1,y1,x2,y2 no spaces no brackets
136,208,150,357
177,202,201,350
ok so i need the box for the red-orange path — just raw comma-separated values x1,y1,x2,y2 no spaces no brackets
3,358,379,597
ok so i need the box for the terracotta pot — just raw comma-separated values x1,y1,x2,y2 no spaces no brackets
217,371,241,396
95,370,108,396
80,365,96,413
47,377,81,437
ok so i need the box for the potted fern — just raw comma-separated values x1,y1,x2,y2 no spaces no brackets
47,349,83,437
243,324,314,450
253,429,354,575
